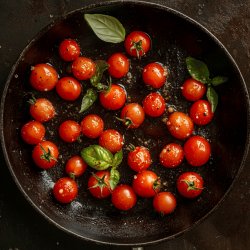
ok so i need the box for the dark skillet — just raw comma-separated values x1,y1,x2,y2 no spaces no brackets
1,0,249,247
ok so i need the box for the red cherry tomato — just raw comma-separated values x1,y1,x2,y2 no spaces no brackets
72,57,96,80
153,192,177,215
120,103,145,129
182,78,206,101
177,172,204,198
56,77,81,101
30,64,58,91
29,98,56,123
81,114,104,139
59,39,80,62
166,112,194,140
21,120,45,145
59,120,81,143
32,141,59,169
189,100,214,125
142,62,167,89
99,129,123,153
88,171,111,199
159,143,184,168
184,135,211,167
132,170,160,198
99,84,126,110
128,146,151,172
53,177,78,203
107,53,129,78
112,184,137,211
65,156,87,178
143,92,166,117
124,31,151,58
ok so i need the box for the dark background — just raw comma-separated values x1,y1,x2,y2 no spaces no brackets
0,0,249,249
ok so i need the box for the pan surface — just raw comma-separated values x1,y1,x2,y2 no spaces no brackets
1,0,249,246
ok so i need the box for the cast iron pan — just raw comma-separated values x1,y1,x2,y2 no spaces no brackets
1,0,249,247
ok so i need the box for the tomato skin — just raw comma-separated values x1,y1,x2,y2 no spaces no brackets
189,100,214,125
159,143,184,168
32,141,59,169
143,92,166,117
30,64,58,91
132,170,160,198
72,57,96,80
182,78,206,101
128,146,151,172
53,177,78,203
177,172,204,198
153,192,177,215
142,63,167,89
30,98,56,123
56,77,81,101
112,184,137,211
166,112,194,140
65,156,87,177
99,129,123,153
59,120,81,143
21,121,45,145
59,39,80,62
107,53,129,78
99,84,126,110
81,114,104,139
184,135,211,167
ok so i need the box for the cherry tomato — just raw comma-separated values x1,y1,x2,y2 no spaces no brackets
189,100,214,125
120,103,145,129
65,156,87,178
124,31,151,58
21,120,45,145
132,170,160,198
56,76,81,101
184,135,211,167
59,120,81,143
153,192,177,215
128,146,151,172
81,114,104,139
29,98,56,123
177,172,204,198
142,62,167,89
99,84,126,110
99,129,123,153
32,141,59,169
182,78,206,101
112,184,137,211
143,92,166,117
159,143,184,168
59,39,80,62
166,112,194,140
53,177,78,203
30,64,58,91
88,171,111,199
107,53,129,78
72,57,96,80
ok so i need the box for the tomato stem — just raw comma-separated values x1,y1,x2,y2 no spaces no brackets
131,40,144,59
181,180,203,191
40,145,57,162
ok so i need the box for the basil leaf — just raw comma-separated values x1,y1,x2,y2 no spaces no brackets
112,150,123,168
186,57,210,83
207,87,218,112
211,76,228,86
109,168,120,190
79,88,97,113
84,14,125,43
81,145,113,170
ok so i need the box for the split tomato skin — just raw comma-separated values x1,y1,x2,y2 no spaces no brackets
59,39,81,62
59,120,81,143
153,192,177,215
72,57,96,80
65,156,87,178
81,114,104,139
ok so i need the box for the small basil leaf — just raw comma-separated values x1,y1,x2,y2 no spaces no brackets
79,88,97,113
109,168,120,190
186,57,210,83
84,14,125,43
211,76,228,86
112,150,123,168
90,60,109,86
207,87,218,112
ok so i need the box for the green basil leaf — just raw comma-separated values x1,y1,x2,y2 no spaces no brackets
186,57,210,83
79,88,97,113
112,150,123,168
207,87,218,112
84,14,125,43
109,168,120,190
81,145,113,170
211,76,228,86
90,60,109,86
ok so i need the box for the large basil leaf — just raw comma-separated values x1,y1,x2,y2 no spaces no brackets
79,88,97,113
112,150,123,168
